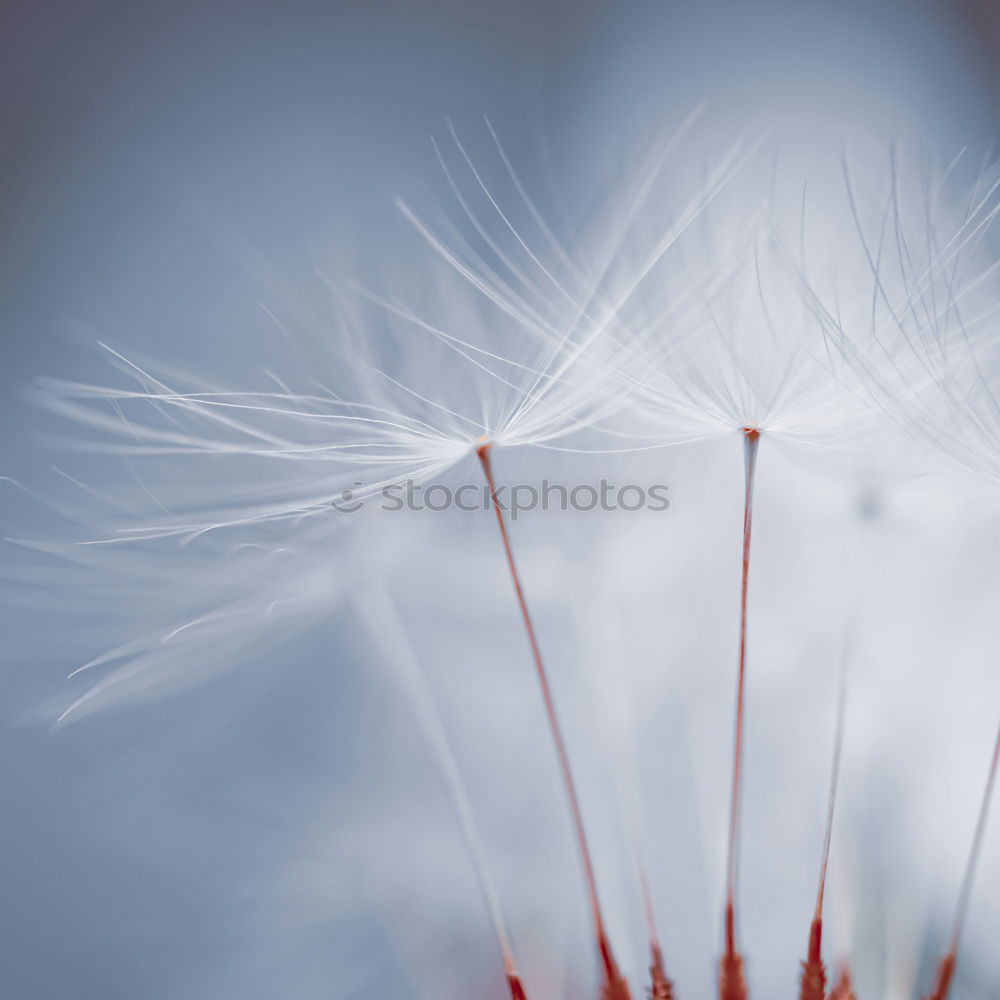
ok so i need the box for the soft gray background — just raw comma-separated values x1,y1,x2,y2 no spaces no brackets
2,1,1000,998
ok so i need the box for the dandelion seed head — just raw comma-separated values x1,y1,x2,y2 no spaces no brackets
547,146,890,454
34,121,647,542
804,150,1000,487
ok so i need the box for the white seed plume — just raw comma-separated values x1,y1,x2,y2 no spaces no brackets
798,151,1000,481
38,125,722,544
602,157,880,451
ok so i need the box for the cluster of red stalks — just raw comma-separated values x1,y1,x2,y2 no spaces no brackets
476,432,999,1000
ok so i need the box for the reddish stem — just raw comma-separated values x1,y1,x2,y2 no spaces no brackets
720,902,748,1000
817,675,846,918
827,965,856,1000
506,971,530,1000
800,661,846,1000
649,941,675,1000
726,429,760,907
923,723,1000,1000
923,954,957,1000
798,916,826,1000
640,868,675,1000
477,443,629,997
719,428,759,1000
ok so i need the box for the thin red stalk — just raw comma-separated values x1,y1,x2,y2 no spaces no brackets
800,664,847,1000
506,971,530,1000
827,966,857,1000
476,443,629,998
501,942,529,1000
815,669,846,921
922,723,1000,1000
649,940,675,1000
639,866,674,1000
719,428,759,1000
719,902,746,1000
798,917,825,1000
639,862,659,950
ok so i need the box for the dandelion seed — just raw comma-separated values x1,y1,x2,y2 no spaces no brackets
584,159,883,1000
